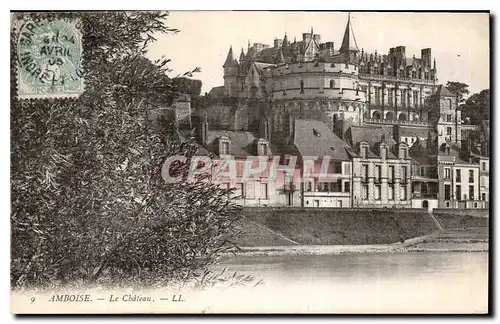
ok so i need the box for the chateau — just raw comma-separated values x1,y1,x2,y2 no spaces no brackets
187,14,489,211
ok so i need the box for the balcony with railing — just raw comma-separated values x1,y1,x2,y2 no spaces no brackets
364,118,430,127
413,192,438,199
358,73,435,85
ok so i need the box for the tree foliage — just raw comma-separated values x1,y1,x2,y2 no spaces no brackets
11,11,242,290
172,77,203,98
445,81,470,103
461,89,490,125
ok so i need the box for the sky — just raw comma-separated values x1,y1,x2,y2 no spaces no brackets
146,11,490,95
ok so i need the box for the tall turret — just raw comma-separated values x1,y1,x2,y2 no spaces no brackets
223,46,239,97
339,13,359,64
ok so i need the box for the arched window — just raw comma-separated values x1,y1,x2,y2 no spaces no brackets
423,200,429,208
300,80,304,93
330,80,335,88
373,111,381,120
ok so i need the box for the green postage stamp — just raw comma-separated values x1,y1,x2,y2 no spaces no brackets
15,16,84,99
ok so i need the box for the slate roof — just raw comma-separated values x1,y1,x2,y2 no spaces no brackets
206,130,258,158
346,125,399,159
293,120,350,160
339,15,359,53
254,62,275,73
437,141,476,165
409,138,436,165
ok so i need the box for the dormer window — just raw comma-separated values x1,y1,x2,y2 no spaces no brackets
360,142,369,159
258,139,270,156
380,144,388,159
220,137,230,155
399,144,408,159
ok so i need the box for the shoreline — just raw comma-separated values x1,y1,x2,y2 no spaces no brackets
229,228,489,257
227,240,488,257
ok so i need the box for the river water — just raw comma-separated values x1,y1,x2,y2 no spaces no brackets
212,252,488,314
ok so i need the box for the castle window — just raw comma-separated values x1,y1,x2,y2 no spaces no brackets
412,71,416,79
375,185,381,200
456,185,462,200
334,161,342,174
300,80,304,93
221,140,230,155
444,184,451,200
447,127,452,136
375,88,381,105
261,142,269,155
258,140,270,156
362,185,368,200
360,144,369,159
399,145,408,159
446,114,452,122
413,91,419,107
330,80,335,88
361,164,369,181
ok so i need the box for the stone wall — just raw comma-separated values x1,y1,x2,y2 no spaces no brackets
433,208,489,218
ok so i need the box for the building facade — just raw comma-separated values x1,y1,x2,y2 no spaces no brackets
197,14,489,211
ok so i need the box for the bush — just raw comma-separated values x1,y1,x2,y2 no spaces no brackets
11,11,242,290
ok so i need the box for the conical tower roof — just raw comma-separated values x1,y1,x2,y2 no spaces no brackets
223,46,239,67
339,13,359,53
239,47,246,61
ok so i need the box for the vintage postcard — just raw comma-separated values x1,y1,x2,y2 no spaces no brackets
10,10,490,314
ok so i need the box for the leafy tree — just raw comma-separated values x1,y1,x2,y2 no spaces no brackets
445,81,470,104
11,11,242,289
172,77,203,99
461,89,490,124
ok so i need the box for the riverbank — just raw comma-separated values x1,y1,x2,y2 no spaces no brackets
229,227,489,257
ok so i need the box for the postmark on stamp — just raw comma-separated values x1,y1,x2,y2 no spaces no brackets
15,17,84,99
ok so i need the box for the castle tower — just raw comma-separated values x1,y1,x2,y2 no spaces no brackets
223,46,239,97
339,13,359,64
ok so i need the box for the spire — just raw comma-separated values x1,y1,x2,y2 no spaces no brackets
339,12,359,53
239,47,245,62
223,46,238,67
283,32,288,46
311,26,314,35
